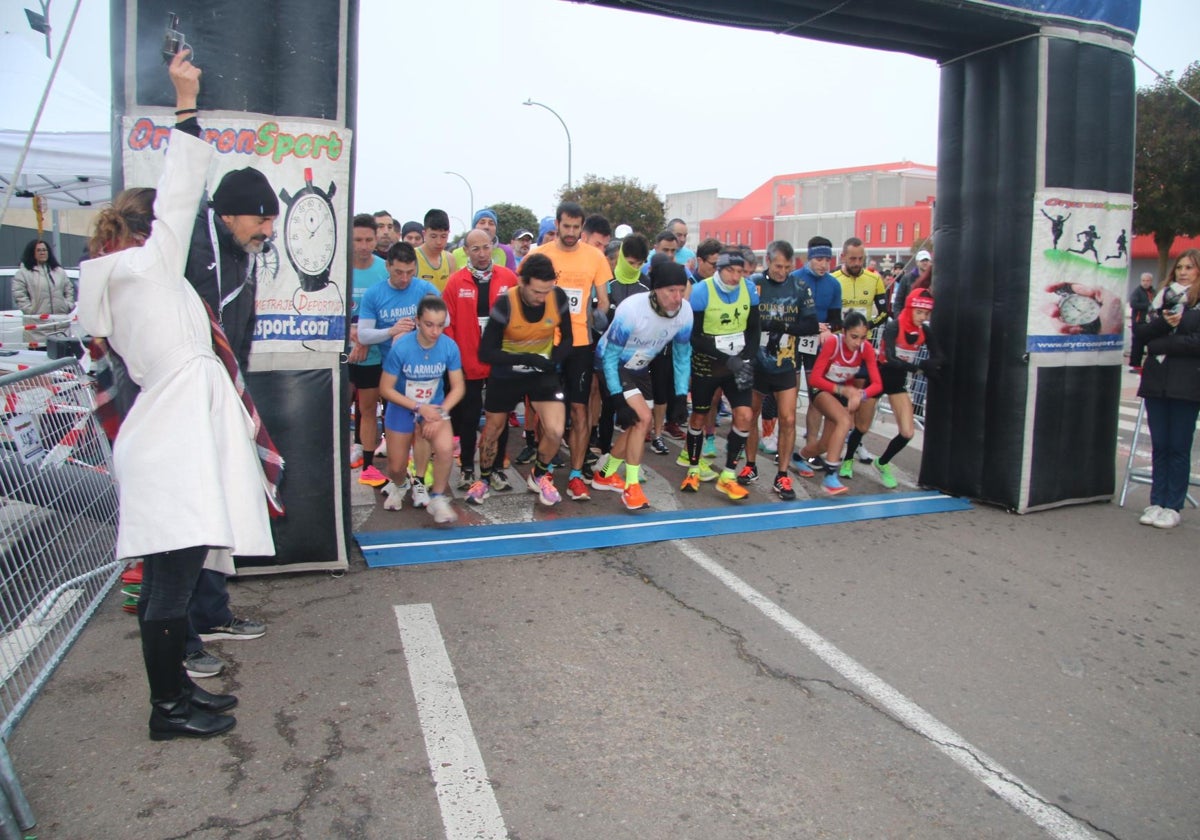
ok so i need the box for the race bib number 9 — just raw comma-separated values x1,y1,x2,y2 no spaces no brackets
405,379,439,406
565,288,585,315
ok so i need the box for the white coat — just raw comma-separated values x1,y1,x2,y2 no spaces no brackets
77,130,274,572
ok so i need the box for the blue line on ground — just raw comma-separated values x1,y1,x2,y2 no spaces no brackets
356,491,971,568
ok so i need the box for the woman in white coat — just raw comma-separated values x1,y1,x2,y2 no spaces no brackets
77,51,276,740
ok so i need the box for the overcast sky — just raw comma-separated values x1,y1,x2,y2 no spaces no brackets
5,0,1197,229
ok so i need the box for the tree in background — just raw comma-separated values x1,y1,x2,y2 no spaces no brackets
1133,61,1200,282
559,175,665,238
489,202,539,244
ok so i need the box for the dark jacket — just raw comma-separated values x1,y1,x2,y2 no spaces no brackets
184,209,257,370
1135,306,1200,403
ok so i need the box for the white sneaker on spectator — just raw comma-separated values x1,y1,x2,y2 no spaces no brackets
1139,504,1163,525
1152,507,1180,529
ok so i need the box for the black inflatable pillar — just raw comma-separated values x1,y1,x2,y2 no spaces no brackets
110,0,359,571
921,28,1135,511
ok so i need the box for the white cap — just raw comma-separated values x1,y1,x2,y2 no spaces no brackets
916,249,932,262
614,223,633,239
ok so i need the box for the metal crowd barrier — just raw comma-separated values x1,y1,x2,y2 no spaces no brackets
0,358,121,840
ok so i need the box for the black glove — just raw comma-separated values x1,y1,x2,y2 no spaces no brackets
669,395,689,426
919,359,941,377
520,354,555,372
765,332,782,357
726,354,754,391
760,317,787,334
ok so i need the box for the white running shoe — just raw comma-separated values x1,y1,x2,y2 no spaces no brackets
374,437,387,457
410,481,431,509
1139,504,1163,525
856,443,875,463
1152,507,1180,529
427,495,457,525
382,481,409,511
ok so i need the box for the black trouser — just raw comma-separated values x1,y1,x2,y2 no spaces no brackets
1129,311,1148,367
450,378,508,472
138,547,207,701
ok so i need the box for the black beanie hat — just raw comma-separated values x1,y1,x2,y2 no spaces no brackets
212,168,280,217
650,259,688,290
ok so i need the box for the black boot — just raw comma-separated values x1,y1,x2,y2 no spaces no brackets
142,617,235,741
149,697,236,741
182,670,238,713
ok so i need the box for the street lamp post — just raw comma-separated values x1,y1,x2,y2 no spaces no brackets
443,170,474,225
522,99,572,191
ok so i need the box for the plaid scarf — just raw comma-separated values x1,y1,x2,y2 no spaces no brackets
90,301,285,517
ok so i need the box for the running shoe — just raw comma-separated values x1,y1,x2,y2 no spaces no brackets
358,465,388,487
789,454,815,479
581,463,594,481
456,469,475,492
567,476,591,501
695,460,719,482
465,480,490,505
591,471,626,492
737,463,759,486
622,482,650,511
508,411,521,428
758,434,778,455
873,459,898,489
200,617,266,642
680,472,701,493
702,436,718,459
839,460,854,480
822,473,848,495
528,472,561,506
1152,508,1181,529
382,480,409,510
676,451,693,467
515,444,537,464
1139,504,1163,525
427,495,458,525
650,435,669,455
374,437,387,457
716,473,749,500
773,473,797,501
349,443,363,469
857,443,875,464
663,421,686,440
551,452,566,468
410,481,431,509
489,469,513,492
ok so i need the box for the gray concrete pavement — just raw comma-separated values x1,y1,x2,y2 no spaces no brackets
7,381,1198,840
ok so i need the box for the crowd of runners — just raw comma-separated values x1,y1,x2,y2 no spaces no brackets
347,202,942,526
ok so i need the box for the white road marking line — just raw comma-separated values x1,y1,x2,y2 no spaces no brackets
393,604,507,840
675,541,1100,840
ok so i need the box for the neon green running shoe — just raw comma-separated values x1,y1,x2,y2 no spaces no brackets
839,460,854,479
874,459,898,489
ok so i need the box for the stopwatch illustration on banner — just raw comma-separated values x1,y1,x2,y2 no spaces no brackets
1051,283,1102,334
280,167,337,292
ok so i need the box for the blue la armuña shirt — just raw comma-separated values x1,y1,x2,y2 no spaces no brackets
360,277,442,360
382,331,462,427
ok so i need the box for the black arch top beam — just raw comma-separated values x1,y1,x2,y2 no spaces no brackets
569,0,1137,62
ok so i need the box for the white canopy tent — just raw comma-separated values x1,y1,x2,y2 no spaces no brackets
0,17,112,215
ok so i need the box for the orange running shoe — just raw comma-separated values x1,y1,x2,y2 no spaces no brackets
622,482,649,510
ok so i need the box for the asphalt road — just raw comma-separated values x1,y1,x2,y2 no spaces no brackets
7,371,1198,840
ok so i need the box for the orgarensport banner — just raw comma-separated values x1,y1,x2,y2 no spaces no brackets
121,115,352,356
1026,188,1133,362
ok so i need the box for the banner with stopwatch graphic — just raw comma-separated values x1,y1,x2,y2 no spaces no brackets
122,115,352,355
1026,187,1132,357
